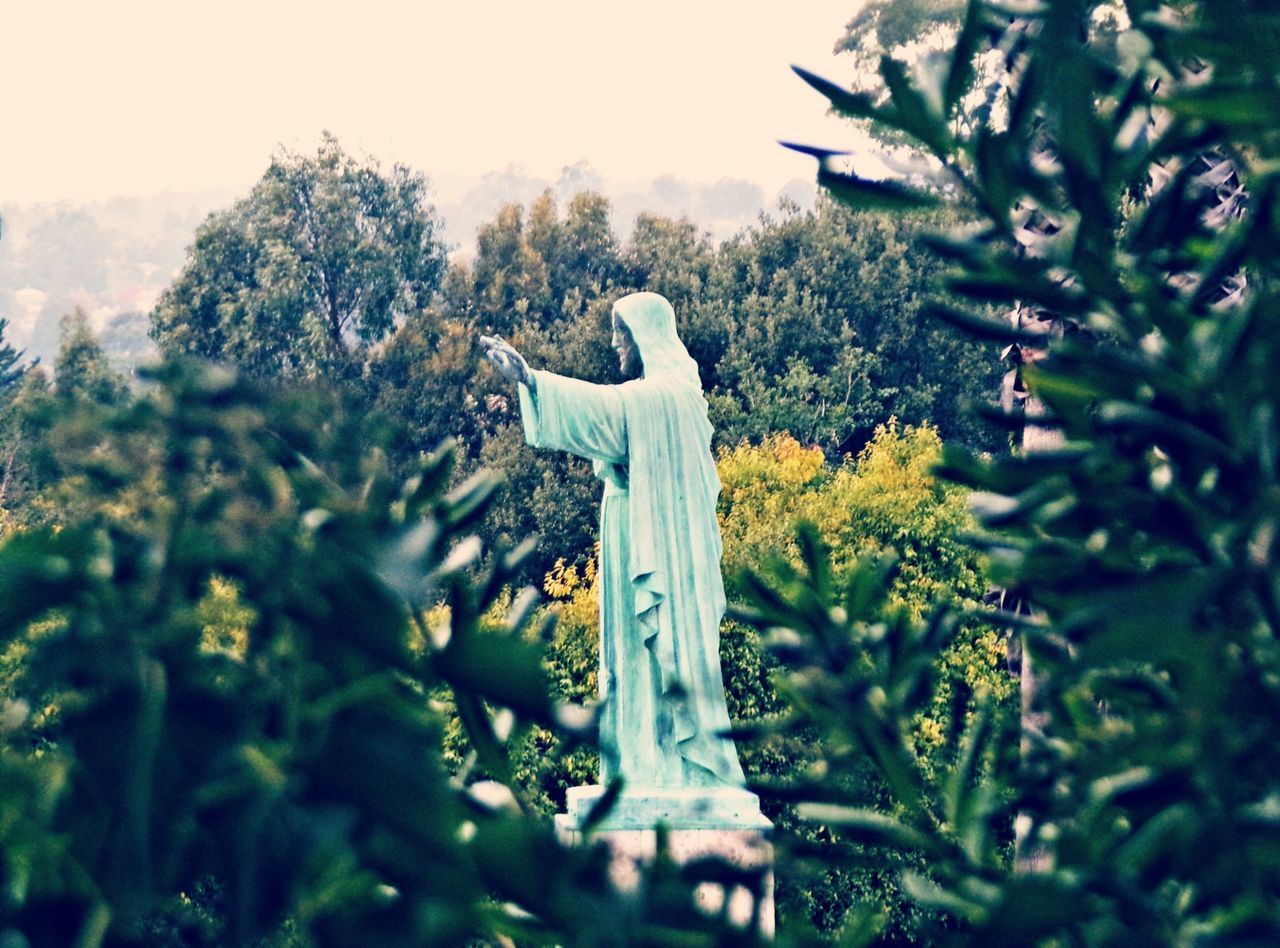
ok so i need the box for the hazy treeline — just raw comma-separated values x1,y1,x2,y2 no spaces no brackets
0,164,814,372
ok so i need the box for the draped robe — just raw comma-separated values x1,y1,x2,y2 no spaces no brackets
516,301,745,789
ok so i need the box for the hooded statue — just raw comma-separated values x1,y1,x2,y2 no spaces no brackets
512,292,747,792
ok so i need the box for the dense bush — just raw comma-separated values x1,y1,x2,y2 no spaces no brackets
740,0,1280,943
0,359,768,946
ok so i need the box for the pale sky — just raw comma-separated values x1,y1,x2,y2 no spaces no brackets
2,1,868,203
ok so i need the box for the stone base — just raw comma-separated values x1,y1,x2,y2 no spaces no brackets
556,786,774,936
561,783,773,831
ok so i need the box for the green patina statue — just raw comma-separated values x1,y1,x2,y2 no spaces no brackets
481,293,753,805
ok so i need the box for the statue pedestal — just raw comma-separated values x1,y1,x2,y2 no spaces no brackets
555,786,774,936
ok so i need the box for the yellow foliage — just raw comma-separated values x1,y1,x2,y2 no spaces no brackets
407,602,452,657
717,421,982,615
542,548,600,702
544,551,597,601
716,422,1013,786
718,433,827,495
533,421,1013,804
196,576,255,661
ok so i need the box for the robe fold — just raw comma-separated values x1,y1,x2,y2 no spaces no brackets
516,296,745,789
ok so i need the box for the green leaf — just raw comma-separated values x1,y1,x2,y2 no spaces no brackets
980,875,1087,946
817,168,939,212
924,302,1039,343
1112,803,1199,879
900,871,985,920
1094,401,1238,463
843,553,895,624
1165,83,1280,127
791,65,883,121
945,1,986,113
795,804,941,854
794,521,832,596
402,441,457,518
0,528,90,634
834,908,888,948
880,55,949,155
436,628,554,723
442,470,502,530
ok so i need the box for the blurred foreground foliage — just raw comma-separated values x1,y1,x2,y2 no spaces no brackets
0,359,770,947
748,0,1280,943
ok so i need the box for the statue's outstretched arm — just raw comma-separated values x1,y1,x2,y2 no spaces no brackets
479,335,534,390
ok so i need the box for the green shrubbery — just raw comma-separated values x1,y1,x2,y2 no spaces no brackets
0,361,769,946
743,0,1280,943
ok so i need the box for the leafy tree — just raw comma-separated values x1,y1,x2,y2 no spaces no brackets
623,213,716,308
545,191,623,307
0,316,31,527
450,189,626,339
372,309,480,468
748,0,1280,942
150,133,448,380
0,313,126,530
0,317,26,399
704,200,1002,454
464,202,554,336
3,312,131,528
54,308,128,407
835,1,967,81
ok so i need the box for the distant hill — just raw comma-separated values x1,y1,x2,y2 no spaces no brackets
0,189,232,371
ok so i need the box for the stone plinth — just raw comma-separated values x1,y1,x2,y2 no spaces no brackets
556,786,774,936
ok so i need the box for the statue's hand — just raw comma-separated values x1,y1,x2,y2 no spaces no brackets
479,335,533,387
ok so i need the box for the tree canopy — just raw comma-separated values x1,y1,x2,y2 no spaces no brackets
53,309,128,408
150,133,448,379
0,315,31,527
0,317,27,400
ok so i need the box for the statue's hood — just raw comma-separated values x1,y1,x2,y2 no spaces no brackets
613,292,701,386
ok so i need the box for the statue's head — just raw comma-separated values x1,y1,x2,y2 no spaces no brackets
611,292,701,386
610,311,641,378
